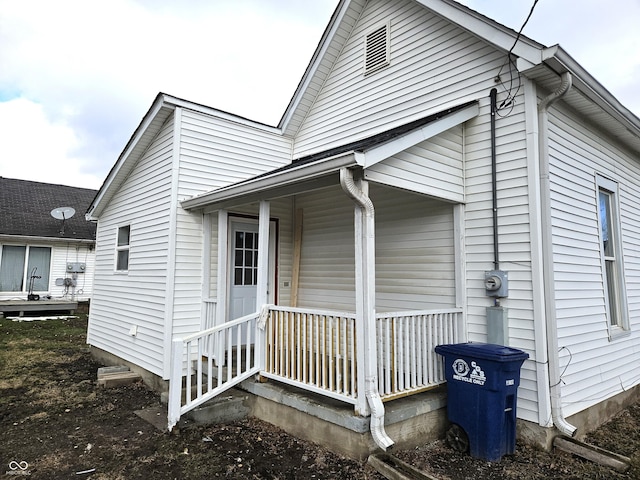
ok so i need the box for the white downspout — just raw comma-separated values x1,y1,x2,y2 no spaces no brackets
538,72,577,437
340,167,394,451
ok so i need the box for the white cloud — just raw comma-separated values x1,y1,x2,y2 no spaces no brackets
0,0,638,189
0,98,101,189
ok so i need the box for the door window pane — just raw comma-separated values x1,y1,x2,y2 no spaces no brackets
233,229,258,286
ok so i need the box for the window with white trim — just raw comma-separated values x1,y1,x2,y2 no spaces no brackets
0,245,51,292
596,175,629,334
116,225,130,271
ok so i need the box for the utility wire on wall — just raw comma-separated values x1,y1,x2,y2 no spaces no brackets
496,0,541,116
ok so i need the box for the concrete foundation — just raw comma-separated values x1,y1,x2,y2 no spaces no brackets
517,383,640,451
90,346,640,460
89,346,169,394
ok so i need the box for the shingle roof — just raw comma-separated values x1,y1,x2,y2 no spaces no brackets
0,177,97,240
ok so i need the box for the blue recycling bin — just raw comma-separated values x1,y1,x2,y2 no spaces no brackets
435,342,529,462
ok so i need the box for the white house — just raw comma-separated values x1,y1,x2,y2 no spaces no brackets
0,177,96,315
86,0,640,456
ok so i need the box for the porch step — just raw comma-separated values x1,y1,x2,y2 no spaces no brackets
97,366,142,388
184,388,251,426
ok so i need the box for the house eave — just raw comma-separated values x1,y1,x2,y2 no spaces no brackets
541,46,640,137
519,45,640,152
181,152,359,212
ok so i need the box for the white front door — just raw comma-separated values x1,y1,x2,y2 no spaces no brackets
229,221,259,320
228,219,276,321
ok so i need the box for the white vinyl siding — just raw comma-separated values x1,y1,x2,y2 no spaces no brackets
373,185,456,311
170,109,292,340
291,184,456,312
87,115,175,378
178,109,291,196
293,0,503,157
463,94,538,422
546,103,640,417
365,126,464,202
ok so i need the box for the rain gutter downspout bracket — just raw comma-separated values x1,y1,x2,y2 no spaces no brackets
340,167,394,451
538,71,577,438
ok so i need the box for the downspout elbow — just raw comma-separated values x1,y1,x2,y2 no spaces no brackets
539,72,572,113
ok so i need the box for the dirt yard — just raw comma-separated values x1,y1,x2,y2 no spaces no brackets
1,316,639,479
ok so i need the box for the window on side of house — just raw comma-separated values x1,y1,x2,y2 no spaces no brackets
596,175,629,335
0,245,51,292
116,225,130,271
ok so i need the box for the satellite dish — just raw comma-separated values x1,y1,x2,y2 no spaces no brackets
51,207,76,220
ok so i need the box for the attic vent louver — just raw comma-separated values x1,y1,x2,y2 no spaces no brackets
364,22,390,75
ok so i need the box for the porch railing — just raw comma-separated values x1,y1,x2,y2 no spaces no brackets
262,306,358,405
376,308,462,400
262,306,463,404
168,305,463,428
168,311,261,430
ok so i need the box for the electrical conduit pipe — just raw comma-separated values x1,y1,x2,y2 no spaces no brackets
538,71,577,437
340,167,394,451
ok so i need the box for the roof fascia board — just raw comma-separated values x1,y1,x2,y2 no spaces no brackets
362,102,479,167
539,46,640,135
201,175,340,213
182,152,357,211
278,0,350,132
415,0,543,64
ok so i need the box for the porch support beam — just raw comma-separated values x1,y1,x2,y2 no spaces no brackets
217,210,228,327
201,213,212,329
340,167,394,451
256,200,271,370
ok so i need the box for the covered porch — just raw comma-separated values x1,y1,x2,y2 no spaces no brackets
169,103,476,449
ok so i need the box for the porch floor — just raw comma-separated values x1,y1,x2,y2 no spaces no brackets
175,377,448,460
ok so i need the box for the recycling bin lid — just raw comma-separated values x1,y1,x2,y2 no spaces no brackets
435,342,529,362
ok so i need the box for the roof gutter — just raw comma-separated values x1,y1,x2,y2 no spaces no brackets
541,46,640,136
0,234,95,245
538,71,577,438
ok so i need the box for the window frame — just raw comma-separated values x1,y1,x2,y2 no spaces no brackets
595,175,629,337
115,225,131,272
0,244,52,293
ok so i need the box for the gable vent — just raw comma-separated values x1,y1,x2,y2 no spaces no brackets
364,22,390,75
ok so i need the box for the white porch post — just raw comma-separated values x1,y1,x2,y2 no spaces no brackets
256,200,270,369
201,213,212,330
216,210,228,327
340,168,394,451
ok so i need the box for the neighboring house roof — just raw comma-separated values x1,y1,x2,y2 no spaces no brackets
0,177,97,241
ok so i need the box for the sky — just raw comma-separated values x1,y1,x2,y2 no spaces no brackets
0,0,638,191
